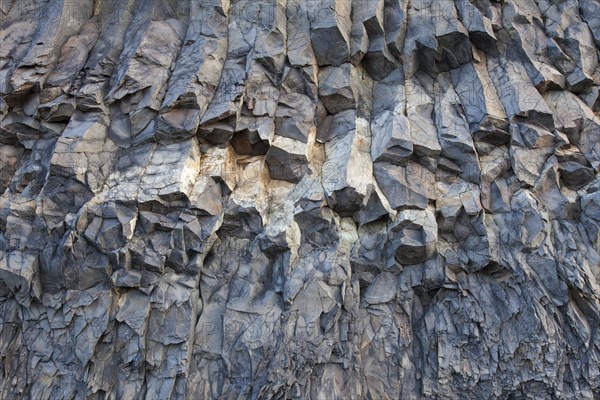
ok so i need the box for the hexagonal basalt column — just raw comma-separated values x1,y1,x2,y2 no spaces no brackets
389,209,437,265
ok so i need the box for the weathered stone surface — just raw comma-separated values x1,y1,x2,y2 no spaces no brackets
390,209,438,264
308,0,352,66
318,63,358,114
451,53,510,144
265,136,309,183
1,1,600,399
371,70,413,165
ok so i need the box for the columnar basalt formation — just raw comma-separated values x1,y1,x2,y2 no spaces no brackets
1,0,600,398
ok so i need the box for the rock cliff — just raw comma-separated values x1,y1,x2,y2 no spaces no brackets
1,0,600,398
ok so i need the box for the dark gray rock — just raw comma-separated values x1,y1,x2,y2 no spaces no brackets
390,209,438,264
1,1,600,399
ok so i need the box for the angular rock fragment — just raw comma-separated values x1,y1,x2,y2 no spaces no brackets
451,55,510,144
8,0,95,94
455,0,497,54
352,0,396,80
544,90,600,170
0,250,40,306
371,70,412,165
374,161,436,210
435,73,481,183
308,0,352,66
488,45,555,129
322,110,373,215
509,122,556,187
383,0,408,60
390,209,437,264
50,112,118,193
405,74,441,160
318,63,358,114
266,136,309,183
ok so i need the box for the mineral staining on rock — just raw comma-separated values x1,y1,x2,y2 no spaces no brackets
1,0,600,398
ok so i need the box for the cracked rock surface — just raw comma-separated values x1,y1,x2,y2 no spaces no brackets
1,0,600,398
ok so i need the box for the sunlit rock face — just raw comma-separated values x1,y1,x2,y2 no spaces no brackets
1,0,600,398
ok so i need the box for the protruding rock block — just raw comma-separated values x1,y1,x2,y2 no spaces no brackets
51,111,118,193
435,73,481,183
0,250,40,306
230,116,273,156
455,0,497,54
266,136,309,183
405,75,441,160
318,63,358,114
308,0,352,66
374,161,436,210
488,46,555,129
510,122,556,187
371,70,412,165
451,57,509,145
557,146,595,189
383,0,408,60
322,110,372,215
544,90,600,170
389,209,437,264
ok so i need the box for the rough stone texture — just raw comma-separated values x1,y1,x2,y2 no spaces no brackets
1,0,600,399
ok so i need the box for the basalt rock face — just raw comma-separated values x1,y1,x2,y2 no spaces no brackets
1,0,600,398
